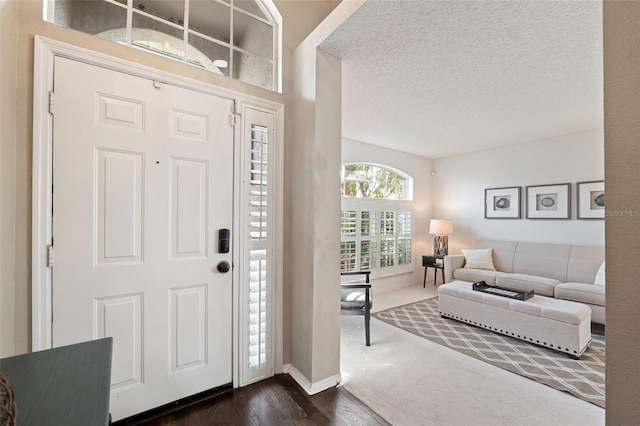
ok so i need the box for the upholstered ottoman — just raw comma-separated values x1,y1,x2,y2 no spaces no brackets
438,281,592,358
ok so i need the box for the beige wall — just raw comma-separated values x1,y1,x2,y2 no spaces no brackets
1,0,336,356
603,1,640,422
279,0,342,374
311,50,342,382
288,0,364,387
277,0,342,51
289,37,344,384
0,0,19,357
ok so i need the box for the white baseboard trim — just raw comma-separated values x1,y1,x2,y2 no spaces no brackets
282,363,342,395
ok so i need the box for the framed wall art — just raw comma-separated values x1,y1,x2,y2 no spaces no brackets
526,183,571,219
577,180,604,219
485,186,521,219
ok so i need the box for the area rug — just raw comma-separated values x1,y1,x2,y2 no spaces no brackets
373,298,605,408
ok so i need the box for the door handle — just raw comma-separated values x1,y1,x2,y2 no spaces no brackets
217,261,231,273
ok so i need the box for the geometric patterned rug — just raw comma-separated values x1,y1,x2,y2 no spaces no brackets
373,298,605,408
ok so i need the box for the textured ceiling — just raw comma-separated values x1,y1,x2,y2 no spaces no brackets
319,0,603,159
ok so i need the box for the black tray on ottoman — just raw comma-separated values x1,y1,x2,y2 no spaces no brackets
472,281,534,301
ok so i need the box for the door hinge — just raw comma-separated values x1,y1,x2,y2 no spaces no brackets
230,100,242,126
46,245,54,268
48,91,54,115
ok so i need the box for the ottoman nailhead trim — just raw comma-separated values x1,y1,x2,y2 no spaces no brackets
439,311,590,357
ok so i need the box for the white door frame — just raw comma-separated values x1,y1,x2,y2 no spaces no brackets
31,36,284,388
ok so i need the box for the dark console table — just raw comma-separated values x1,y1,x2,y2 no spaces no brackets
0,337,113,426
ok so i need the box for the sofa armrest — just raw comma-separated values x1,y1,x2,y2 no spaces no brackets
444,255,465,283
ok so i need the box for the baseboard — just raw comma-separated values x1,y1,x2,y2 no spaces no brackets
282,364,341,395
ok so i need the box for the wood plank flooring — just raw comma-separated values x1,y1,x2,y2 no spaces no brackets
117,374,390,426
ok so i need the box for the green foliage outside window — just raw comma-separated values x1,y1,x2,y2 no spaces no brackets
341,164,407,200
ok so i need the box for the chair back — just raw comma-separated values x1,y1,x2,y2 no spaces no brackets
340,270,370,283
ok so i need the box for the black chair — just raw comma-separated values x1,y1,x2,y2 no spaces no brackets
340,271,373,346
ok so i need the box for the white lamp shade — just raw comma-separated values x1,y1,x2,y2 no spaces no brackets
429,219,453,235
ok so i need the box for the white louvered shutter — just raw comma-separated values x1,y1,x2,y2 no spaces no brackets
241,110,275,385
248,124,268,369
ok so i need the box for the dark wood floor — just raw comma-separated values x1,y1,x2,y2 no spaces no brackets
118,374,390,426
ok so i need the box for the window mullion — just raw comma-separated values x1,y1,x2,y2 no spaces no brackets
183,0,190,65
272,21,277,90
229,0,235,81
126,0,133,45
355,208,362,271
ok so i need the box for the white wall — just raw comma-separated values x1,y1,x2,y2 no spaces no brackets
342,138,434,291
432,129,605,253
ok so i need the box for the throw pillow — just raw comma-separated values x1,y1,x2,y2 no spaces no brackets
462,248,496,271
594,261,605,286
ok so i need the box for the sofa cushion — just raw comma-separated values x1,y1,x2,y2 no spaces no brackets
567,246,604,284
453,268,502,285
512,242,572,282
462,248,496,270
495,273,561,297
476,240,518,272
555,282,605,307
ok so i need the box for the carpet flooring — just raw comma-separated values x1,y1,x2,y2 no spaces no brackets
373,298,605,408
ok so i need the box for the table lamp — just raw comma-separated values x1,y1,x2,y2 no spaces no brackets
429,219,453,256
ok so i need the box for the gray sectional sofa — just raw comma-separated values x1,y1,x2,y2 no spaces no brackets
443,239,605,324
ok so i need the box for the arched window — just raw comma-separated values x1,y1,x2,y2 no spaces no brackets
45,0,282,92
341,163,411,200
340,164,414,276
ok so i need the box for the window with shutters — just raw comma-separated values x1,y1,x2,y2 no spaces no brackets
340,164,413,277
240,108,276,386
44,0,282,91
248,124,268,370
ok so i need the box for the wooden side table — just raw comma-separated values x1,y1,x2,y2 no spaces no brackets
422,255,445,287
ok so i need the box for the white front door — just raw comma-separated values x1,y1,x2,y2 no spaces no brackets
51,57,234,420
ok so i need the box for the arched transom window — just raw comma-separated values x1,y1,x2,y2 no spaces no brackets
340,164,414,276
45,0,282,91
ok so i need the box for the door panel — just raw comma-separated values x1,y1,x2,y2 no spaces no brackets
171,159,208,258
96,150,144,264
52,57,234,420
96,294,143,389
170,285,207,372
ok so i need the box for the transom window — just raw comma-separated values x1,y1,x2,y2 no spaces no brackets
44,0,281,91
341,164,413,276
